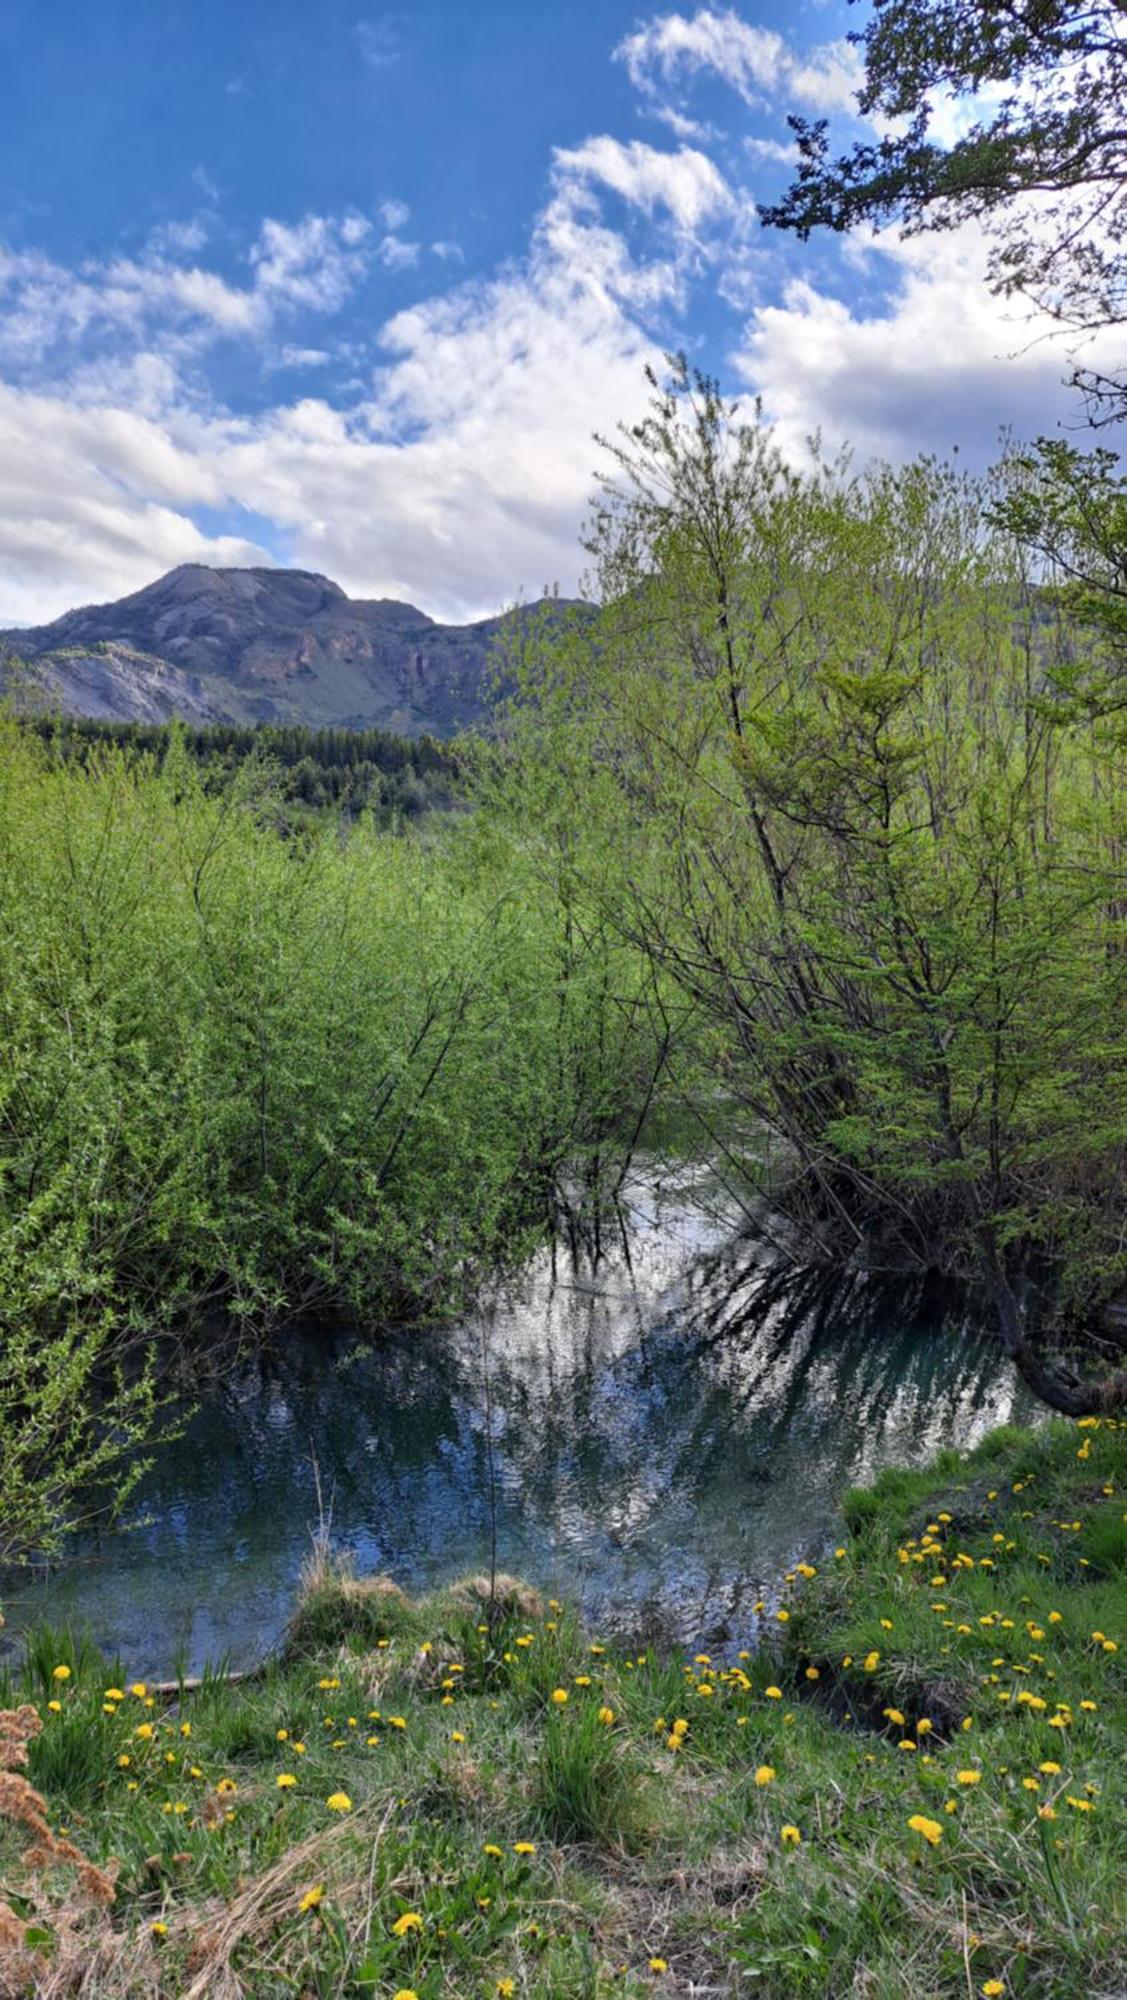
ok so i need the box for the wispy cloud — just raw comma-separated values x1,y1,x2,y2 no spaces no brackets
616,7,862,121
378,234,420,271
553,137,733,233
251,213,373,311
354,15,404,70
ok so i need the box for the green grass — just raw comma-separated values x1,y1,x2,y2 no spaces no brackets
0,1417,1123,1997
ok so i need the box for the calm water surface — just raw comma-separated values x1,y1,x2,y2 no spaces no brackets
4,1164,1039,1677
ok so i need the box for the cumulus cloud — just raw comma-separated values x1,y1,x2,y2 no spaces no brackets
736,220,1116,469
0,378,270,625
0,181,670,624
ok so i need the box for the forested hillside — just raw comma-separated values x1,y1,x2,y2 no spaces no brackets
20,717,463,827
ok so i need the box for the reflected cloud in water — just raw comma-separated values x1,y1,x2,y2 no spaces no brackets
4,1166,1039,1676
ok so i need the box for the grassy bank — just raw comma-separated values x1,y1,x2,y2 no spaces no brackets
1,1418,1123,1998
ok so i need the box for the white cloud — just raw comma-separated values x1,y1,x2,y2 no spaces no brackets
617,9,785,102
650,104,715,143
378,234,421,271
553,136,733,232
0,378,270,626
744,135,799,165
616,7,862,117
275,345,333,368
147,218,209,258
735,219,1118,469
379,198,410,232
430,240,464,263
103,258,262,335
0,188,669,626
0,209,380,378
787,39,864,115
250,213,373,311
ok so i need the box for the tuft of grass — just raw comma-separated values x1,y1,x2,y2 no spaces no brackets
284,1562,412,1656
534,1701,652,1850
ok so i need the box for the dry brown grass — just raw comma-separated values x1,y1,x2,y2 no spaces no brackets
0,1704,121,1999
179,1799,395,2000
445,1572,544,1620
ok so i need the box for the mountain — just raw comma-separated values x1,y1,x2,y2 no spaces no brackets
0,564,572,736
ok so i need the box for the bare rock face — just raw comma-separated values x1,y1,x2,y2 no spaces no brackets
0,564,581,736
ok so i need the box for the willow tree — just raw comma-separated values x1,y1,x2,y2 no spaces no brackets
492,361,1127,1412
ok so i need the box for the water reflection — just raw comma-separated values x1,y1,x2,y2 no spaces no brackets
3,1167,1039,1676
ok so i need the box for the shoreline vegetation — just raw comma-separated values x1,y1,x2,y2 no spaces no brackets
4,368,1127,1578
0,1418,1121,1997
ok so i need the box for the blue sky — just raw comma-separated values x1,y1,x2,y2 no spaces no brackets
0,1,1094,625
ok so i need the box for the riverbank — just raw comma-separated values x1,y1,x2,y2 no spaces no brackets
1,1417,1122,1998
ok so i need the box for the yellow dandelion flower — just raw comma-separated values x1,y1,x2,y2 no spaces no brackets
326,1792,352,1812
956,1770,982,1786
551,1688,569,1705
755,1765,776,1786
391,1911,423,1935
276,1773,297,1789
780,1824,801,1848
907,1814,942,1847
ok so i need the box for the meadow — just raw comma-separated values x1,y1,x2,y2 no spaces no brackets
0,1417,1122,1998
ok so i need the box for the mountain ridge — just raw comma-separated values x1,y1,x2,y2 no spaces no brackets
0,564,578,735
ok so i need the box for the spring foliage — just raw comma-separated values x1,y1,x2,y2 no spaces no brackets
487,365,1127,1408
0,723,662,1557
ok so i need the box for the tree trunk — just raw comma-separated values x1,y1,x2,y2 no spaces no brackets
985,1257,1127,1416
